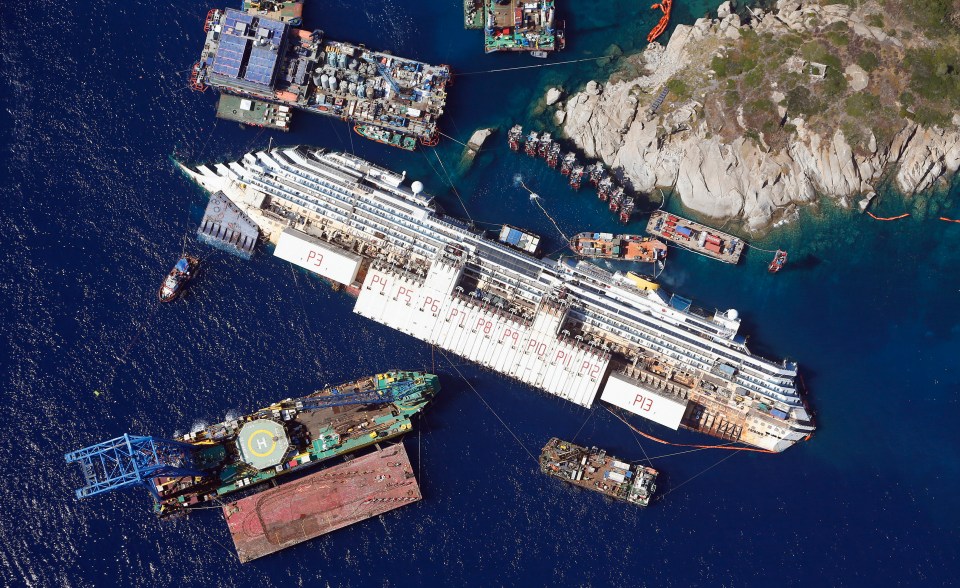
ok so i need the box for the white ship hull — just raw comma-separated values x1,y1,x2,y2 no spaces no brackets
178,147,815,451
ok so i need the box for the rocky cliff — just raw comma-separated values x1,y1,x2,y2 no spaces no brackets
555,0,960,229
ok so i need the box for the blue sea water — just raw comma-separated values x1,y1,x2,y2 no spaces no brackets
2,0,959,586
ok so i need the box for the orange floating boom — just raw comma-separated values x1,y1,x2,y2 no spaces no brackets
647,0,673,43
866,212,911,221
940,216,960,223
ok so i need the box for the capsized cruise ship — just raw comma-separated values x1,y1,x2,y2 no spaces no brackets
177,146,816,452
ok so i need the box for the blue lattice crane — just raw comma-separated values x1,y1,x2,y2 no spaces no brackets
361,54,409,99
65,434,204,500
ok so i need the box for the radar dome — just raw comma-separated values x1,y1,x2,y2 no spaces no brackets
725,309,739,320
411,181,424,195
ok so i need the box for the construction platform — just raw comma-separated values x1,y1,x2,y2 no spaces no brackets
222,443,421,563
483,0,562,54
215,95,291,131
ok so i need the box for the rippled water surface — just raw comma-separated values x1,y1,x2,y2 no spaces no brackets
2,0,958,585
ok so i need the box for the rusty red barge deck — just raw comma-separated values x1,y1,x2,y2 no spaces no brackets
222,443,421,563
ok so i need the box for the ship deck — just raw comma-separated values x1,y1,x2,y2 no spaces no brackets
464,0,484,29
215,95,291,131
223,443,421,563
242,0,303,23
645,210,745,264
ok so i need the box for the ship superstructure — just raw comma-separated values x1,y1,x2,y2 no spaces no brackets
177,146,815,452
193,9,450,147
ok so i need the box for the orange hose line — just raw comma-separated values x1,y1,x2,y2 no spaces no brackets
866,212,911,221
940,216,960,223
606,407,777,454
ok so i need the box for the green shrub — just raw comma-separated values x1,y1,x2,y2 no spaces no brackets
906,47,960,106
845,93,881,118
667,78,690,100
822,67,849,99
743,67,764,88
857,51,879,72
801,41,842,70
867,14,884,28
711,56,728,78
785,86,822,117
910,104,952,127
827,31,850,46
724,90,740,108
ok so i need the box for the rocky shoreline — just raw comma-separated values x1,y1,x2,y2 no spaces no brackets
551,0,960,230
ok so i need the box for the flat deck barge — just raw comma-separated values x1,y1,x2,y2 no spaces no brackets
223,443,421,562
483,1,563,54
215,94,291,130
194,9,450,147
540,438,658,506
645,210,745,264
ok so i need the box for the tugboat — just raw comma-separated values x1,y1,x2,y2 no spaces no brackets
508,125,523,151
546,143,561,169
620,197,635,223
354,124,418,151
570,165,585,190
598,176,614,201
159,255,200,303
590,162,605,186
609,186,624,212
560,152,577,175
768,249,788,273
525,131,540,156
538,133,552,158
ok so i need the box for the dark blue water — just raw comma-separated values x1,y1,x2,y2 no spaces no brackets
3,1,959,585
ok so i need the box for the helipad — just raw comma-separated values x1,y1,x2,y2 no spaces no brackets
237,419,289,470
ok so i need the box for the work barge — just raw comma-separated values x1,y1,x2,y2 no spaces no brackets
540,438,658,507
646,210,745,264
193,8,451,148
178,146,816,452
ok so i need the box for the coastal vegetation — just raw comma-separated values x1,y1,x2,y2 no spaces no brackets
685,0,960,153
